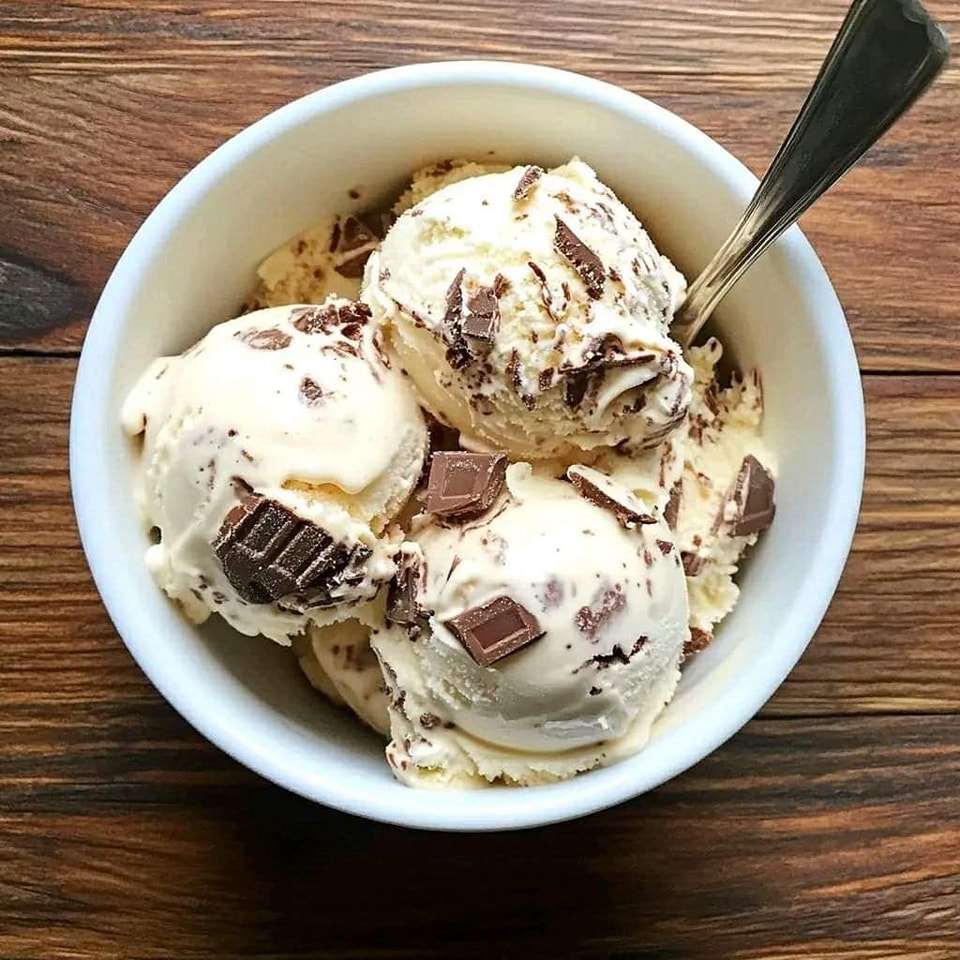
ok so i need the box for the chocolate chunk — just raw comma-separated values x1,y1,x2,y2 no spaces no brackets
427,416,461,453
563,370,591,407
514,164,544,201
538,367,555,392
462,286,500,343
334,252,371,278
721,455,776,536
386,547,430,635
681,551,705,576
505,349,535,409
682,627,713,662
291,301,371,335
554,217,605,299
442,268,472,369
445,596,544,666
567,465,656,529
338,215,379,252
213,493,367,605
299,376,326,406
420,713,441,729
358,209,396,240
237,327,291,351
424,451,507,520
663,480,682,531
656,539,672,556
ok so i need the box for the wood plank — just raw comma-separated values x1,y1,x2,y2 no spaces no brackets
3,358,960,718
1,715,958,959
1,0,958,366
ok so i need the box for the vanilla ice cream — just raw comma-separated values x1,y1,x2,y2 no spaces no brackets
364,159,693,461
371,463,688,787
295,613,390,735
597,336,775,652
122,300,428,643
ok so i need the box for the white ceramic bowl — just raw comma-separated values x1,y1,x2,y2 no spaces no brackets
70,61,864,831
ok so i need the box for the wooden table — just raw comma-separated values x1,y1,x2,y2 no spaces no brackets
3,2,959,957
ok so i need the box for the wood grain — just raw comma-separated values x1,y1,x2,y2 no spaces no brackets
2,3,960,957
4,357,958,719
1,0,958,364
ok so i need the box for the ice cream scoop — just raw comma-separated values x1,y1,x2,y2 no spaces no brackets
121,299,428,643
364,159,693,461
371,462,689,787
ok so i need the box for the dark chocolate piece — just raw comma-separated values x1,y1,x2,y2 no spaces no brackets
567,466,656,529
237,327,291,351
721,455,776,536
681,551,705,577
424,451,507,520
213,493,367,605
358,209,396,240
513,165,544,201
462,286,500,343
445,596,544,666
563,370,591,407
386,547,430,635
554,216,605,299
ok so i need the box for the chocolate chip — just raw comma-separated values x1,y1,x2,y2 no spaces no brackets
462,286,500,344
213,493,369,605
513,164,544,201
445,596,544,667
682,627,713,662
656,539,673,556
386,547,430,635
721,455,776,536
681,551,705,576
554,216,605,299
424,451,507,520
567,465,656,530
300,377,327,406
237,327,291,351
420,713,441,729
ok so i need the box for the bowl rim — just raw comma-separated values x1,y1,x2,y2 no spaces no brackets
70,59,865,831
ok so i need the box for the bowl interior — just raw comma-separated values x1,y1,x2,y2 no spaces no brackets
73,64,863,830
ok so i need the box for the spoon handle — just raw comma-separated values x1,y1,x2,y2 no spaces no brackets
673,0,949,347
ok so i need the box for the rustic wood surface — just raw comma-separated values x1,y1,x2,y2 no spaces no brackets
1,1,958,957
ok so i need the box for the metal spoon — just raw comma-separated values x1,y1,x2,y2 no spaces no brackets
671,0,950,348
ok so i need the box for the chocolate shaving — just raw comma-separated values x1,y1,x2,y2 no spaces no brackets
424,451,507,520
567,466,656,529
386,547,430,635
681,551,705,577
574,583,627,641
721,455,776,536
237,327,291,351
682,627,713,662
513,164,544,201
291,301,371,335
213,493,368,605
445,596,544,666
554,216,605,299
299,376,326,406
663,480,682,531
